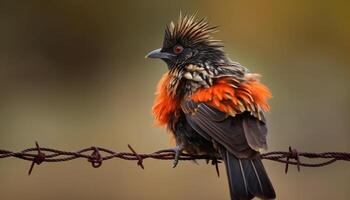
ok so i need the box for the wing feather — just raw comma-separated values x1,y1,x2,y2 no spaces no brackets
182,100,268,158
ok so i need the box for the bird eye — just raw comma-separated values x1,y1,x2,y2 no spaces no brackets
173,45,183,54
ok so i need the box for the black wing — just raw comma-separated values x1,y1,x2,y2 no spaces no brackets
181,100,268,158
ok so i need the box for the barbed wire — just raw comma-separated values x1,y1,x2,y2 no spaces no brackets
0,142,349,175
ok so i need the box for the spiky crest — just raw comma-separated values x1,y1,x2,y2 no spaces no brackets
163,13,223,48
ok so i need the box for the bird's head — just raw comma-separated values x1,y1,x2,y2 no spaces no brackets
146,13,227,69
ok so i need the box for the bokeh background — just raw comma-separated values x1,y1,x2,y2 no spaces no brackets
0,1,349,200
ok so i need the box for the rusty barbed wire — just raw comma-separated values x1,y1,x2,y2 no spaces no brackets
0,142,349,175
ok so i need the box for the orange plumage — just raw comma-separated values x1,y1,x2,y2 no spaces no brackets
152,72,180,126
153,73,272,126
191,77,272,115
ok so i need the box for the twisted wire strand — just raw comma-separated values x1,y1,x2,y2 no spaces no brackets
0,142,349,175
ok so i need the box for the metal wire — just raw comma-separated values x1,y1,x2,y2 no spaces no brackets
0,142,349,175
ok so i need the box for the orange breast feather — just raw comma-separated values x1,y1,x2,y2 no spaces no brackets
191,77,272,115
152,73,180,126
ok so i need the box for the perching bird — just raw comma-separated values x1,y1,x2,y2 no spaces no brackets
146,13,276,200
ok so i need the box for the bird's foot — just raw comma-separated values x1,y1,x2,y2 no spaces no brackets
205,157,221,165
211,158,221,165
211,158,221,177
205,157,221,177
172,145,184,168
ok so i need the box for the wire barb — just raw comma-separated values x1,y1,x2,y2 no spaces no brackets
285,146,300,174
127,144,144,169
28,141,46,175
88,147,103,168
0,142,348,175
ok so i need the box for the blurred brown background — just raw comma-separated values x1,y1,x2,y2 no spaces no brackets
0,1,349,200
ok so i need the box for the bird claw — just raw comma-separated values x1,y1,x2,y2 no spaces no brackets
211,159,221,165
206,158,221,165
172,145,183,168
211,158,221,177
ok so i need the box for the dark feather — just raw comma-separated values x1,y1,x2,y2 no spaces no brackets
221,147,276,200
181,100,275,199
163,13,223,48
182,100,267,158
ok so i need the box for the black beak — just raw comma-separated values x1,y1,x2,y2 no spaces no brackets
145,48,174,60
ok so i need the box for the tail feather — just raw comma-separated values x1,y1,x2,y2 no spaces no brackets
222,149,276,200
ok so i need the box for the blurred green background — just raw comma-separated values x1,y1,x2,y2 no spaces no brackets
0,1,349,200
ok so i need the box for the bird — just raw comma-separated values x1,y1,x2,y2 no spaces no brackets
146,13,276,200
